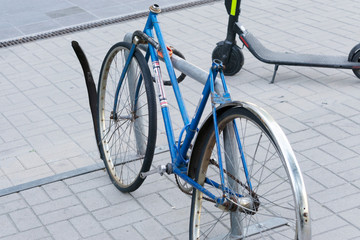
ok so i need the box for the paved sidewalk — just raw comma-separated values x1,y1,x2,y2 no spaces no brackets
0,0,201,42
1,0,360,239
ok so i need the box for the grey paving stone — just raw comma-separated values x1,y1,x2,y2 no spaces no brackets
323,192,360,213
276,117,308,134
164,218,189,237
302,173,327,195
63,170,105,185
129,178,175,199
17,151,47,169
42,181,73,200
0,227,50,240
292,135,332,152
92,200,141,222
84,232,113,240
0,175,12,189
101,208,151,230
109,225,144,240
315,123,352,141
156,207,189,226
48,159,77,174
0,156,25,174
307,199,332,221
133,218,172,240
158,188,192,210
7,165,54,186
46,220,81,240
306,167,347,190
39,204,87,225
77,189,109,211
319,142,358,161
313,225,360,240
0,194,28,215
311,214,348,236
311,183,359,204
0,215,17,238
9,208,42,231
137,193,173,217
338,167,360,182
70,214,105,238
32,195,80,215
97,183,133,205
301,148,339,167
20,186,51,206
68,175,109,193
339,208,360,229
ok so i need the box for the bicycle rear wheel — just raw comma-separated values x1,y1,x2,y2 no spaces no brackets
189,105,310,239
98,42,157,192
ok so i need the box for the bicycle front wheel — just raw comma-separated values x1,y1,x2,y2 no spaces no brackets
98,42,157,192
189,104,310,239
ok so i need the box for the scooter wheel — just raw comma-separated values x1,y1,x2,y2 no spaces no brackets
212,43,244,76
348,43,360,79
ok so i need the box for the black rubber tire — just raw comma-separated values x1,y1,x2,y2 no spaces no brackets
97,42,157,192
349,45,360,79
189,107,301,239
212,43,244,76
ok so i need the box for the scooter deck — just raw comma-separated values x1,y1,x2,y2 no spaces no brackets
240,31,360,69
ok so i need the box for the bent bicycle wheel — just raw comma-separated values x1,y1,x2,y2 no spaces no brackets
98,42,157,192
189,104,310,239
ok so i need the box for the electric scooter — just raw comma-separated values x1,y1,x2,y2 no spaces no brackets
212,0,360,83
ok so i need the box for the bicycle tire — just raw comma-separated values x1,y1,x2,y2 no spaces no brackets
189,104,310,239
97,42,157,192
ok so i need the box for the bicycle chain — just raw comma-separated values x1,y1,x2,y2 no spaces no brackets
208,159,258,200
175,158,258,203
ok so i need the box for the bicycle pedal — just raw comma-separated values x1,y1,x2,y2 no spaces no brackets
140,165,168,178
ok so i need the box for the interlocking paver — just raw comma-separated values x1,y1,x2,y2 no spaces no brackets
311,214,348,236
9,208,42,231
0,0,360,239
314,225,360,240
311,183,359,204
42,181,73,200
32,195,80,215
133,218,172,240
109,225,144,240
20,186,50,206
323,192,360,213
101,208,151,231
77,189,109,211
70,214,104,238
38,204,88,225
46,220,80,240
0,215,17,238
137,193,173,216
0,227,49,240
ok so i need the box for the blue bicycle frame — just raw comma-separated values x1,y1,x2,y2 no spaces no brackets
115,6,253,204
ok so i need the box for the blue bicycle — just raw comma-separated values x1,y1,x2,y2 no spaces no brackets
96,4,310,239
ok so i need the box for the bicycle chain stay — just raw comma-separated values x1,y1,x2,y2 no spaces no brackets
175,158,259,210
